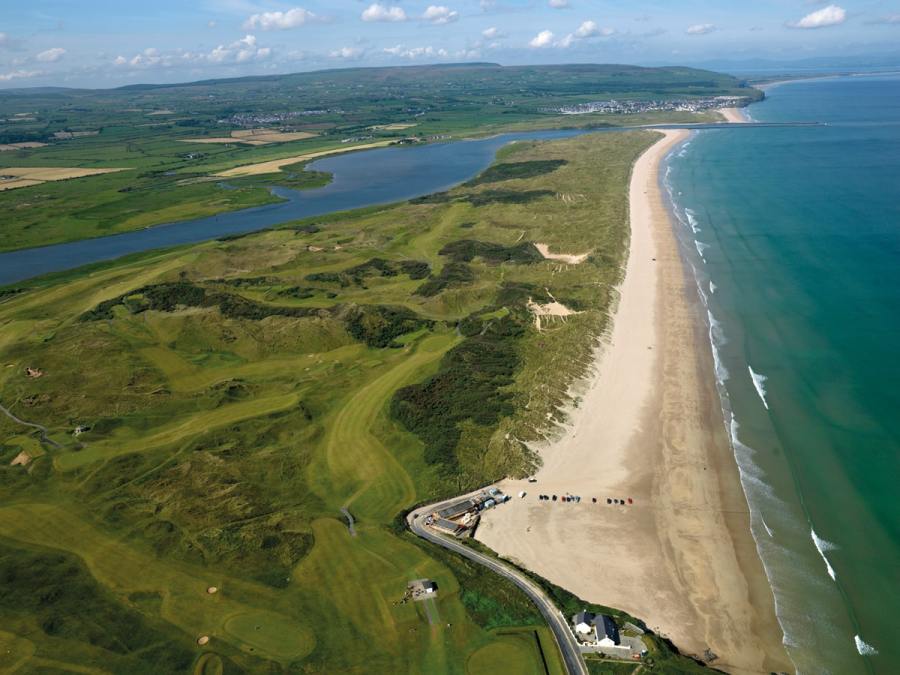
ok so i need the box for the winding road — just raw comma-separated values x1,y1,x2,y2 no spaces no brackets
407,492,588,675
0,400,61,448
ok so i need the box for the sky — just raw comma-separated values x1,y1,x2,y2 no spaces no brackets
1,1,899,88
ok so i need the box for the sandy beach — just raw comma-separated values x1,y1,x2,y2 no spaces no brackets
718,107,750,123
476,130,791,674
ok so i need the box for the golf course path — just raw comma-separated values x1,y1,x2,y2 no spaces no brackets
407,493,588,675
0,399,61,448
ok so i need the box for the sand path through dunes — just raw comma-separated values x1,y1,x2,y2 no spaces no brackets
476,130,791,674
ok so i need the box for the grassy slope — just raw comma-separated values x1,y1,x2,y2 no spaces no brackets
0,63,755,251
0,131,716,673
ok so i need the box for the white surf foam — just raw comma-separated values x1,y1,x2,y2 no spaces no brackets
707,310,729,382
854,634,878,656
684,208,701,233
748,365,770,409
709,281,716,294
694,240,709,262
811,528,837,581
762,516,774,538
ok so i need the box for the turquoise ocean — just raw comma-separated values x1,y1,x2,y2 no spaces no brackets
666,74,900,674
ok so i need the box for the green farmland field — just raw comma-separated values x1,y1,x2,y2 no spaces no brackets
0,62,753,251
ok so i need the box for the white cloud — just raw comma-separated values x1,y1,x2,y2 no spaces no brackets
208,20,217,28
422,6,458,25
529,30,555,48
383,44,448,59
0,33,7,46
361,3,407,22
686,23,717,35
482,27,503,39
575,20,613,38
548,0,569,8
330,46,363,59
556,20,614,47
480,0,495,10
0,69,42,81
244,7,316,31
36,47,66,62
114,36,271,69
790,4,846,29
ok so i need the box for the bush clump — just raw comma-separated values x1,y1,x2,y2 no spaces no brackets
391,314,523,469
439,239,543,264
464,159,567,187
414,262,475,297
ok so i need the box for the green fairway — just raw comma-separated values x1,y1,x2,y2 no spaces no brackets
0,130,681,673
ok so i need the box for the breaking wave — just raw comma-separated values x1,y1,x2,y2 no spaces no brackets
684,208,701,233
694,240,709,261
855,634,878,656
811,528,837,581
748,365,770,409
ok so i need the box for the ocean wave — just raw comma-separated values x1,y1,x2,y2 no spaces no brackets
707,310,729,382
811,528,837,581
709,281,716,294
684,208,701,233
762,516,774,538
748,365,770,409
694,240,709,261
695,278,709,308
854,634,878,656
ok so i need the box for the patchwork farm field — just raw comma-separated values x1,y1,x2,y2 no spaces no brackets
0,131,655,672
0,62,750,252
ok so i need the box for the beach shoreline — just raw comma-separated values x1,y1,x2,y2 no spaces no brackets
717,107,751,123
476,130,791,673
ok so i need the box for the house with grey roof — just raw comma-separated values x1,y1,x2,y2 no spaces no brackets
593,614,621,647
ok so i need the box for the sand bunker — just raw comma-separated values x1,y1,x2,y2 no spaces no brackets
10,451,31,467
534,242,590,265
0,167,125,191
214,140,394,178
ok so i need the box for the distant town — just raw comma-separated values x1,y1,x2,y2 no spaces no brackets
541,95,751,116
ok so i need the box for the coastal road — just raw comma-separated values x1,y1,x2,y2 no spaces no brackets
407,494,589,675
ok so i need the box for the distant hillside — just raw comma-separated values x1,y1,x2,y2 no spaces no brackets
0,62,758,144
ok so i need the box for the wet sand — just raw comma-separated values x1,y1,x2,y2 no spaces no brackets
476,130,791,674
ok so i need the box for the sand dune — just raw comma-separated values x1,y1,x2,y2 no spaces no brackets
477,130,790,674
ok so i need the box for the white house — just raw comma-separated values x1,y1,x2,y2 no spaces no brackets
571,610,595,637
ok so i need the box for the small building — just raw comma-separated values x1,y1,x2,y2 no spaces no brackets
423,580,437,594
436,499,477,521
572,610,595,636
431,517,465,535
593,614,620,647
570,610,620,646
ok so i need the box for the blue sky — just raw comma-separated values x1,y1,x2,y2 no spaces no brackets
1,1,899,88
